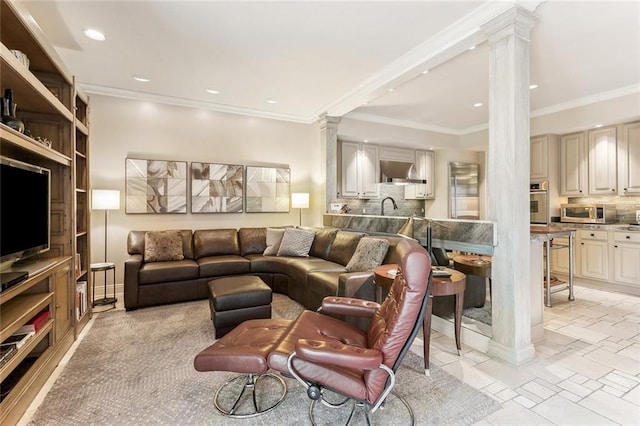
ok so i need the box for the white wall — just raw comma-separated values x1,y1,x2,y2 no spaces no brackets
89,95,320,285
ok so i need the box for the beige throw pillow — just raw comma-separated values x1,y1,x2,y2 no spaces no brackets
263,228,286,256
277,228,315,257
345,237,390,272
144,230,184,262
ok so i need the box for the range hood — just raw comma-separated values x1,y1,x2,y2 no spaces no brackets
379,160,427,184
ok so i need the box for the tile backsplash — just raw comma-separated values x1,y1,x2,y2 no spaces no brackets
334,185,425,217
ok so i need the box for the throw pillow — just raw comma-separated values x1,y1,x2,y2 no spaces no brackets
263,228,286,256
144,230,185,262
345,237,390,272
277,228,315,257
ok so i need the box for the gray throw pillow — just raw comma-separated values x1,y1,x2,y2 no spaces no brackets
144,230,184,262
345,237,390,272
277,228,315,257
263,228,286,256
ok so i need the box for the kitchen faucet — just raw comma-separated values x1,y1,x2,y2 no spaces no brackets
381,197,398,216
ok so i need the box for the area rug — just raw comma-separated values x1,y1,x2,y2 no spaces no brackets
28,294,500,425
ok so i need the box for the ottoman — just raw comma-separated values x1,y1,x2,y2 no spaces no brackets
194,319,292,417
208,276,272,338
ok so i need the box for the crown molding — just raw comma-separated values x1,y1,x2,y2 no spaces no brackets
81,83,314,124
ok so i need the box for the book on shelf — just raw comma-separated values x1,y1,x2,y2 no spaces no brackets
1,331,35,350
76,281,87,320
75,253,82,278
16,310,51,334
0,344,18,367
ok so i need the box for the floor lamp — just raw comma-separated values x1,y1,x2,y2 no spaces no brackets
291,193,309,226
91,189,120,306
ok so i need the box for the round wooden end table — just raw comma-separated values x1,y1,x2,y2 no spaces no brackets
374,264,466,375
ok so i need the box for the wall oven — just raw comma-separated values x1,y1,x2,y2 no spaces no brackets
530,181,549,224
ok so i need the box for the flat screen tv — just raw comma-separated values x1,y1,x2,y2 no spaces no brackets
0,156,51,265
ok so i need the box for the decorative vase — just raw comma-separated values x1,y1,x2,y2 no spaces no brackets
2,90,25,134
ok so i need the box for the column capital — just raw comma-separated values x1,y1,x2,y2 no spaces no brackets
318,115,341,131
481,5,538,43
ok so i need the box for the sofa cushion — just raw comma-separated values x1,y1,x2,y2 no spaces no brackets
144,230,185,262
128,230,194,259
309,228,338,259
138,259,199,285
264,228,286,255
346,237,390,272
277,228,315,257
238,227,267,256
326,231,367,266
198,255,251,277
194,229,239,258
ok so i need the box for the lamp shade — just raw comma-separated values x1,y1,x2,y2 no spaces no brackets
92,189,120,210
291,193,309,209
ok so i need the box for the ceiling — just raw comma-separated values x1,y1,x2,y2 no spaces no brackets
16,0,640,136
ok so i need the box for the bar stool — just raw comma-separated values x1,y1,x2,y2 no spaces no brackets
91,261,117,308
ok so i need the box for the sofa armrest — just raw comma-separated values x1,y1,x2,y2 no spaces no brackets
320,296,379,318
337,271,375,299
124,254,143,310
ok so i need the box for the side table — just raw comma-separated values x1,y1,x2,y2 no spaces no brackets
373,264,466,376
91,262,117,307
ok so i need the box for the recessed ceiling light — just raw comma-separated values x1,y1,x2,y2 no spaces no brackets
265,98,278,104
529,84,538,89
473,102,483,108
388,88,394,92
469,45,476,50
363,139,369,143
83,28,106,41
594,124,603,128
422,69,429,74
132,75,150,82
206,89,220,94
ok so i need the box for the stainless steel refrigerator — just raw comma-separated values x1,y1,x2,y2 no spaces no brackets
448,162,479,220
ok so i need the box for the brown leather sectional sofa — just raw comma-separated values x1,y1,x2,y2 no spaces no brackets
124,227,426,311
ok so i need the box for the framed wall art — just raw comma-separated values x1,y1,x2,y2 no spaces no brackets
245,166,290,213
191,162,243,213
125,158,187,214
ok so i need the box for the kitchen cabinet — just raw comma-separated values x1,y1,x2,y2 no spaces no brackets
588,126,617,195
620,122,640,195
530,135,549,180
579,230,609,281
550,236,573,276
339,141,379,198
379,146,415,163
612,232,640,287
404,150,435,200
560,132,587,196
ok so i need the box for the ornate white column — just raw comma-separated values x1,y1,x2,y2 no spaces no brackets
319,116,341,211
481,6,538,365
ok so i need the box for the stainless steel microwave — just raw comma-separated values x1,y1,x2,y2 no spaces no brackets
560,203,617,224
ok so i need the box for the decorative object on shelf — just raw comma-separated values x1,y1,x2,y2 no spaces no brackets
9,50,29,69
125,158,187,214
245,165,290,213
291,192,309,226
35,136,52,148
1,89,25,134
190,162,243,213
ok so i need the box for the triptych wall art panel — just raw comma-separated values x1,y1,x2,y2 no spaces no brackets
191,162,243,213
125,158,188,214
245,166,291,213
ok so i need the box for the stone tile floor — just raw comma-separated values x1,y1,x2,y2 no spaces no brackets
424,283,640,425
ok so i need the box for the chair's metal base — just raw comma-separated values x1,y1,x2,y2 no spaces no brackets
308,391,415,426
213,373,286,418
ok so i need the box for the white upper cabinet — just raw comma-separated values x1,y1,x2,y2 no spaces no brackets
560,132,587,196
588,126,617,195
405,150,435,199
339,141,379,199
530,135,549,180
379,146,415,162
620,122,640,195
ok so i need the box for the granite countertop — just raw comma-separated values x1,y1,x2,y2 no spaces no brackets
546,222,640,233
